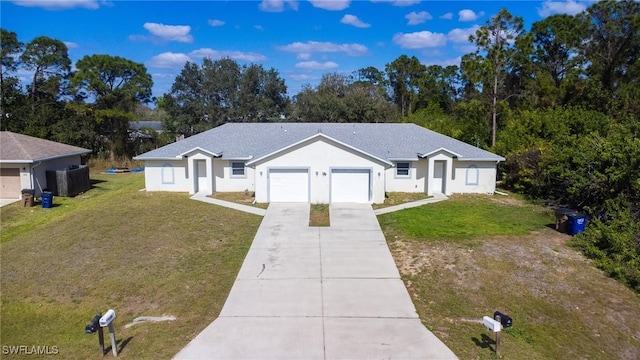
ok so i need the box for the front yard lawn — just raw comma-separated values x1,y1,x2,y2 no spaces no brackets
378,194,640,359
1,173,262,359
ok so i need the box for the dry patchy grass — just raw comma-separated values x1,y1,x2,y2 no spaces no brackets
372,192,430,209
382,196,640,359
309,204,330,227
211,191,268,209
1,173,262,359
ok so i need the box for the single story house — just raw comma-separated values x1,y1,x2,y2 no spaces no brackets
0,131,92,199
134,123,505,204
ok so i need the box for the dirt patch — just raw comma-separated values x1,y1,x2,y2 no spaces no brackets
387,228,640,359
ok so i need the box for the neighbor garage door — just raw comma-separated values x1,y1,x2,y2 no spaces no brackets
331,169,370,203
0,168,21,199
269,168,309,202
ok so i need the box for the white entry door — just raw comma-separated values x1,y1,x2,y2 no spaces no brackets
269,169,309,202
433,161,445,193
196,160,208,193
331,169,370,203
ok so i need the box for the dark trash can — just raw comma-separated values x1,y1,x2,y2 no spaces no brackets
494,311,513,328
554,208,577,233
21,189,35,207
41,191,53,209
567,214,588,236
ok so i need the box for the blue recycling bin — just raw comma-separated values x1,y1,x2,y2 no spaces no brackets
567,214,588,235
41,191,53,209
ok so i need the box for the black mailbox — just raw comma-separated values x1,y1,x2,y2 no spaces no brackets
85,314,101,334
493,311,512,328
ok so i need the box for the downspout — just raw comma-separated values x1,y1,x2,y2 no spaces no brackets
30,161,43,193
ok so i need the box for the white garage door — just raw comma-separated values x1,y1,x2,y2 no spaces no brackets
331,169,370,203
0,168,21,199
269,169,309,202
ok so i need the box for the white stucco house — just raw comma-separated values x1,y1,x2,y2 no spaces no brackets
133,123,505,204
0,131,92,199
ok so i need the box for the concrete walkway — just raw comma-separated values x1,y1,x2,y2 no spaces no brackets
174,203,457,359
373,192,449,215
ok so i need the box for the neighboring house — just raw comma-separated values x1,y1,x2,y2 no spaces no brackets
134,123,505,204
0,132,92,199
129,120,164,139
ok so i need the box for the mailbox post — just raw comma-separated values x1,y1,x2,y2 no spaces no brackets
85,313,105,356
99,309,117,357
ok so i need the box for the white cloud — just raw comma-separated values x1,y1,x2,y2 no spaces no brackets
189,48,267,62
295,61,339,70
208,19,225,27
297,53,312,60
447,25,480,43
143,23,193,43
254,25,264,31
393,31,447,49
12,0,99,10
340,14,370,28
458,9,484,22
146,52,192,69
405,11,432,25
278,41,369,56
63,41,79,49
538,0,586,17
259,0,299,12
370,0,420,6
440,12,453,20
289,73,317,82
308,0,350,11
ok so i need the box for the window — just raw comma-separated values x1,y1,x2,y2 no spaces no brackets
395,162,410,178
161,163,175,184
231,162,246,177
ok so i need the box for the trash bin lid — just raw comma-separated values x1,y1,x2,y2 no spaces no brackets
555,207,576,215
21,189,35,194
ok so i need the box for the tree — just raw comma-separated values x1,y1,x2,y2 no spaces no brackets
72,54,152,159
385,55,426,117
469,8,526,147
20,36,71,115
1,29,23,128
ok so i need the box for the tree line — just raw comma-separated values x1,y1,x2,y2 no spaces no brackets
1,1,638,291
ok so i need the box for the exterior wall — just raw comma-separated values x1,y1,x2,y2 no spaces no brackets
384,159,427,193
252,138,386,204
213,159,255,193
33,155,83,197
450,160,498,194
143,160,189,192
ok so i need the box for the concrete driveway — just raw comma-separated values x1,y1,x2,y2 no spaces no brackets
174,203,457,359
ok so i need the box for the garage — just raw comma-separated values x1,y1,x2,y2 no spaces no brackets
268,168,309,202
331,168,371,203
0,168,21,199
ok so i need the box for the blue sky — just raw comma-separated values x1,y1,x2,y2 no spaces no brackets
2,0,591,100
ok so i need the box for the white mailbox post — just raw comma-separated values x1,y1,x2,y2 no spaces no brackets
483,315,503,355
99,309,117,357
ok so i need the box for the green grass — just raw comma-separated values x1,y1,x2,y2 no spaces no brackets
211,191,269,209
378,194,553,241
1,172,262,359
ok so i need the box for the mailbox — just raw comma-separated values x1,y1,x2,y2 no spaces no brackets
493,311,512,328
85,314,101,334
99,309,116,327
483,316,502,332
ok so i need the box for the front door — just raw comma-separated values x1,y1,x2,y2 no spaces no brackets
196,160,207,193
433,160,445,194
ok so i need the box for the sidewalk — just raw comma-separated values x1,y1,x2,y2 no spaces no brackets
374,192,449,215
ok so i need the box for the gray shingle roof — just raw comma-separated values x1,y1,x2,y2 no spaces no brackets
134,123,504,162
0,131,92,163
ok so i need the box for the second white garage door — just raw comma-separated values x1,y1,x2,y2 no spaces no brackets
268,168,309,202
331,169,371,203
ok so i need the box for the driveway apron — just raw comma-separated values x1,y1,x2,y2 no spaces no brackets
174,203,457,360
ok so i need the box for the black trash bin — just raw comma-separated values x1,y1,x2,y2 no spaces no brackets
41,190,53,209
554,208,576,233
21,189,35,207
